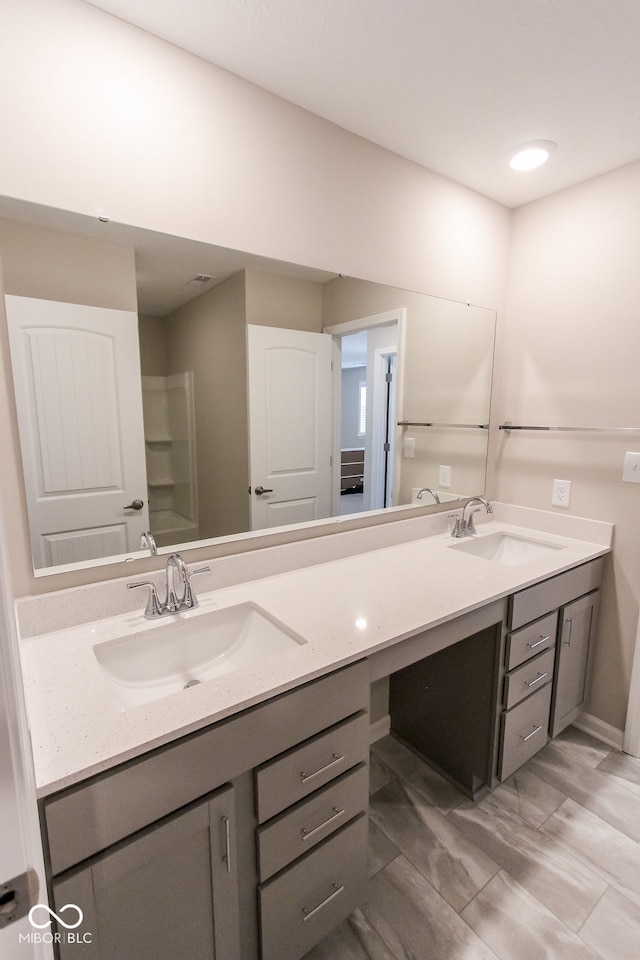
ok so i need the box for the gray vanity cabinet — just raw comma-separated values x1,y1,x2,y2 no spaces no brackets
254,712,370,960
52,784,240,960
499,556,603,780
551,590,600,737
40,660,370,960
376,557,604,796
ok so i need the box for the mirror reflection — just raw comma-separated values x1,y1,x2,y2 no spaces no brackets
0,199,496,574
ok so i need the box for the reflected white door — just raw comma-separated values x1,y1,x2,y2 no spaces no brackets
247,325,333,530
5,295,149,568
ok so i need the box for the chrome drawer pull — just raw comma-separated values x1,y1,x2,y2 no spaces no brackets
302,807,345,840
222,816,231,873
302,883,345,922
521,724,543,743
526,672,548,688
300,753,344,784
528,635,550,649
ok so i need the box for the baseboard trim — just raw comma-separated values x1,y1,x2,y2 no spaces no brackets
369,715,390,743
572,712,624,751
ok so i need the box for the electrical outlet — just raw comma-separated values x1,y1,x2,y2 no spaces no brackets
622,451,640,483
439,465,452,488
552,478,572,508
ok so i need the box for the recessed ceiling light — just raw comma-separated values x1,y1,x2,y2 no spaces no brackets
509,140,557,172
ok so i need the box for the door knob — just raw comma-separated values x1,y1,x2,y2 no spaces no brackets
254,485,273,495
124,498,144,510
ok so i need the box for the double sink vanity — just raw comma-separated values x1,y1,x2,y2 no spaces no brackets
16,502,612,960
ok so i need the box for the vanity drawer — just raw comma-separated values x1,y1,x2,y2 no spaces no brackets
256,763,368,881
499,683,552,781
503,647,555,710
509,557,604,630
506,612,557,671
255,711,369,824
259,813,368,960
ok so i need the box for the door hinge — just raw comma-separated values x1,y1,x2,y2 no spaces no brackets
0,869,39,929
329,455,333,467
386,371,393,383
383,441,391,452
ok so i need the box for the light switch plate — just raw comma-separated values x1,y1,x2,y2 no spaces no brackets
623,451,640,483
403,437,415,458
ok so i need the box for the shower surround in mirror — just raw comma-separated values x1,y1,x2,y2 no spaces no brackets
141,373,198,547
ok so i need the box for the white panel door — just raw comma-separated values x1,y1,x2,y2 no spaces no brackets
247,325,333,530
5,295,149,568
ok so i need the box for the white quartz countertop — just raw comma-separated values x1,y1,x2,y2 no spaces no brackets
19,511,612,796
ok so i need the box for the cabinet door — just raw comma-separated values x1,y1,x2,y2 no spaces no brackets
52,784,240,960
550,591,600,737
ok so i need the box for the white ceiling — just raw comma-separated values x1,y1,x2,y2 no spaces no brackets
85,0,640,208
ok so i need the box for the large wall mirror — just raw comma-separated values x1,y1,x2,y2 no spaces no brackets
0,197,496,575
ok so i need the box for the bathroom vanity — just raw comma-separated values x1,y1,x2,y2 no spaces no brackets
385,554,603,797
17,504,612,960
44,662,369,960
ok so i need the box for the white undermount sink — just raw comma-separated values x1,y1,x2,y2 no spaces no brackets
93,602,307,710
450,531,564,566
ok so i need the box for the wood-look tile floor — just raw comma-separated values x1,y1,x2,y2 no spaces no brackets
303,727,640,960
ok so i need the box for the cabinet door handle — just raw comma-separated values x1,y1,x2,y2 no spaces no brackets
526,672,548,688
564,618,573,647
302,807,345,840
221,816,231,873
300,753,344,784
528,635,550,649
521,724,543,743
302,883,344,922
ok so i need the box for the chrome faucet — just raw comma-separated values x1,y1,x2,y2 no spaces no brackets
450,496,493,538
139,530,157,556
128,553,211,619
417,487,440,504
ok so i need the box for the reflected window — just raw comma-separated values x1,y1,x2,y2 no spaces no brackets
358,380,367,437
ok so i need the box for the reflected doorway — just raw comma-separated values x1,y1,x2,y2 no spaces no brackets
334,319,399,515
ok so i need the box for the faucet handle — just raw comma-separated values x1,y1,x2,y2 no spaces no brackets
183,565,211,610
139,531,157,556
127,581,164,619
466,508,482,535
448,514,464,539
